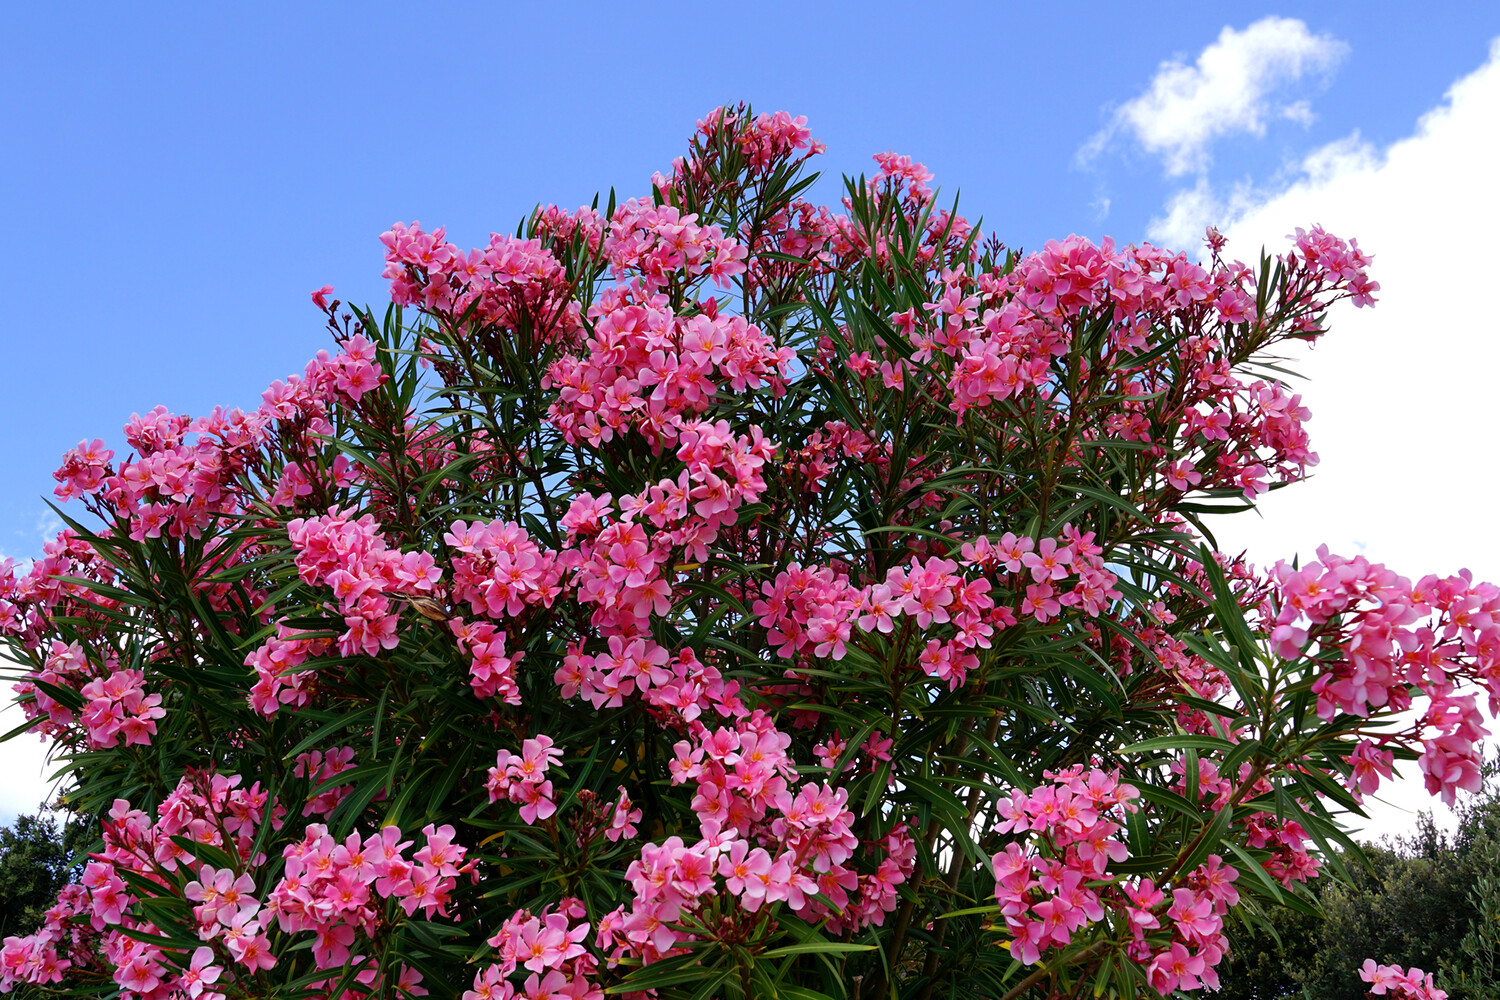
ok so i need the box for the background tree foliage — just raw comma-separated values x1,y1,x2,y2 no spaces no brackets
1218,758,1500,1000
0,806,85,939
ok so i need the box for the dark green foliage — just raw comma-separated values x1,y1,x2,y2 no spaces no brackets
0,806,86,938
1442,832,1500,1000
1218,761,1500,1000
1214,895,1322,1000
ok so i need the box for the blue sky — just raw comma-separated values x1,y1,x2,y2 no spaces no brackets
1,0,1495,559
4,2,1500,830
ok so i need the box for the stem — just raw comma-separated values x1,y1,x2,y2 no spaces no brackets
1157,760,1269,888
998,940,1110,1000
913,710,1005,1000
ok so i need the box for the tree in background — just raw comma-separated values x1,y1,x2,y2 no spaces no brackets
1441,828,1500,1000
0,807,85,940
0,106,1489,1000
1216,759,1500,1000
1203,881,1321,1000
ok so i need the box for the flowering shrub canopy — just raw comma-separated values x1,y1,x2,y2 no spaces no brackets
1,106,1479,1000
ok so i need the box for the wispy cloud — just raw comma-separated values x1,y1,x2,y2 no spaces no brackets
34,511,62,546
1081,17,1347,177
1144,132,1380,249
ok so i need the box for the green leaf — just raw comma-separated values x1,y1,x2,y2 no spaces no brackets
760,942,876,958
1119,734,1237,755
606,955,724,993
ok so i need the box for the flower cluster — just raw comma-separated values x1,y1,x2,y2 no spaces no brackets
78,668,166,749
680,107,820,178
382,223,584,343
1130,858,1241,994
1271,547,1500,803
100,405,251,543
183,865,275,973
288,507,443,654
12,640,94,738
1359,960,1449,1000
299,334,389,404
604,790,641,843
555,419,774,635
487,736,564,824
544,287,793,450
754,531,1115,688
292,745,357,817
895,230,1373,503
51,437,115,501
267,822,472,968
962,526,1123,624
244,625,333,717
1240,812,1320,886
558,634,741,723
596,814,912,966
603,198,747,291
786,418,878,494
1,773,276,998
63,329,381,545
10,637,169,754
447,518,565,620
258,332,389,442
557,703,915,971
670,715,800,829
989,764,1243,993
268,453,359,509
450,617,523,704
991,766,1138,964
0,886,90,992
465,899,599,1000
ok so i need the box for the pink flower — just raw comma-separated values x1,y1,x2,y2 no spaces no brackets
181,947,223,998
1148,942,1206,994
1021,537,1073,583
718,841,772,896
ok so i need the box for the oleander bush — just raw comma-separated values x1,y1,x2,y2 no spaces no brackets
0,106,1483,1000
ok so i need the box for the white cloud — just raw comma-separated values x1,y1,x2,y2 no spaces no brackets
1145,133,1382,250
1280,100,1316,127
1148,176,1258,250
0,686,61,825
1084,17,1347,177
1188,38,1500,840
34,511,62,545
